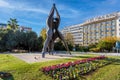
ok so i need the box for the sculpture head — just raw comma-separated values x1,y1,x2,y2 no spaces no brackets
53,18,59,22
53,18,59,29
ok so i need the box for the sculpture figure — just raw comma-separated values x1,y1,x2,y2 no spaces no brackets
42,4,71,58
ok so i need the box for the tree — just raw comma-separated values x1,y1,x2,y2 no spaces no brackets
0,29,8,51
0,26,41,52
54,39,65,51
14,30,26,49
64,32,74,50
97,37,117,52
64,32,74,45
40,28,47,43
7,18,19,30
25,31,38,52
2,30,17,51
37,36,43,51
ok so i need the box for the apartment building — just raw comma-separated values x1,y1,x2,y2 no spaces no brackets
0,23,7,29
0,23,32,31
62,12,120,46
82,12,120,46
62,24,83,45
19,26,32,32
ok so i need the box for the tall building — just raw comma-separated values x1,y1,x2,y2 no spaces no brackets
19,26,32,32
82,12,120,46
62,24,83,46
0,23,7,29
62,12,120,46
0,23,32,31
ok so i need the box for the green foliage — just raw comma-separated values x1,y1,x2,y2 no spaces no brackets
0,54,120,80
97,37,117,52
54,39,73,51
0,29,43,52
74,45,89,52
90,47,100,52
88,43,97,49
0,18,44,52
24,31,38,52
42,59,109,80
7,18,19,30
4,30,17,51
68,44,73,51
0,29,8,51
54,40,66,51
89,37,118,52
37,36,43,51
40,28,47,42
65,32,74,45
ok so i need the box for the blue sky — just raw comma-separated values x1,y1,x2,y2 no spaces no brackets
0,0,120,35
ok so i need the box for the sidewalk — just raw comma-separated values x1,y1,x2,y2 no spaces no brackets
10,52,120,63
90,53,120,56
11,53,77,63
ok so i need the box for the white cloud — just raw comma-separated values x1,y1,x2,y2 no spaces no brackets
19,19,42,26
57,4,81,18
0,0,13,8
0,0,81,18
0,0,48,14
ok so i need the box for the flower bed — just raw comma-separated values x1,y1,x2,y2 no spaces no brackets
41,56,108,80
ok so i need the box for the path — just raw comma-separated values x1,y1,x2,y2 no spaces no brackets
89,52,120,56
10,52,120,63
11,53,79,63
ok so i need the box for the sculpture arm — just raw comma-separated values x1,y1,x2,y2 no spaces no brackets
54,6,60,20
46,5,55,27
54,5,60,28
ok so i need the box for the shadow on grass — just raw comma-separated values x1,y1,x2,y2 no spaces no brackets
79,76,87,80
108,58,120,65
78,57,120,78
0,72,14,80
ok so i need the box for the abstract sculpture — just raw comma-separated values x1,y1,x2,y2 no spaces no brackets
42,4,71,58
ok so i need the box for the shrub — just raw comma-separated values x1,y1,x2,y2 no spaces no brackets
90,47,100,52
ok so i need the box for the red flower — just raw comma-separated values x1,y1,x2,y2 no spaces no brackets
41,56,107,73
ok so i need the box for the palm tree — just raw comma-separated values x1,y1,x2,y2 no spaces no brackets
7,18,19,30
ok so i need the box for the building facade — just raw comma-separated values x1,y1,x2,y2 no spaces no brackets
0,23,7,29
82,12,120,46
0,23,32,31
62,12,120,46
62,24,83,45
19,26,32,32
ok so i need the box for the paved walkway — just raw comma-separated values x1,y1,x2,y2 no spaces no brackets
11,53,79,63
11,52,120,63
90,53,120,56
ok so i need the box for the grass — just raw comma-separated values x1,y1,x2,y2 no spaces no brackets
86,56,120,80
0,54,120,80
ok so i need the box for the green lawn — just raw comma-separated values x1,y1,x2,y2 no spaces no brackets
0,54,120,80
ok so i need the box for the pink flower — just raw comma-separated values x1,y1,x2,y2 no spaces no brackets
41,56,107,73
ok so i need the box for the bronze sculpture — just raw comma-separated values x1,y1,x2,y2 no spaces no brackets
42,4,71,58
